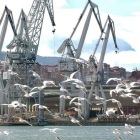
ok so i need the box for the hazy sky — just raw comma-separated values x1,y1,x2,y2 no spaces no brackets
0,0,140,72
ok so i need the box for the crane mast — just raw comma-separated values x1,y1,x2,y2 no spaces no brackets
57,0,103,119
87,15,118,117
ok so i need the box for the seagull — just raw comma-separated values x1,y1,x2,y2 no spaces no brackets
72,102,85,109
33,104,51,113
106,128,122,140
31,85,47,92
109,84,132,97
42,80,57,87
40,128,62,133
128,95,140,104
17,84,38,97
68,107,84,120
17,102,27,111
122,81,140,89
73,83,87,93
29,70,42,81
1,101,19,108
97,98,124,115
119,93,138,98
125,123,135,131
61,78,83,84
116,129,133,136
61,70,79,80
59,95,72,99
106,108,116,116
69,115,82,126
63,56,89,66
19,87,36,98
14,84,31,90
106,78,123,84
59,84,71,95
69,97,92,105
13,117,32,126
0,129,12,135
93,94,106,104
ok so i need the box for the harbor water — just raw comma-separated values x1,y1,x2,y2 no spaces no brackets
0,126,140,140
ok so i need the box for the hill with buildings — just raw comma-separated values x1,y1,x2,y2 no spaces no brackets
0,51,62,65
0,51,86,65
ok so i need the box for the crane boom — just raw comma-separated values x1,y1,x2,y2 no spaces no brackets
27,0,55,47
5,6,17,36
96,16,118,73
75,8,92,58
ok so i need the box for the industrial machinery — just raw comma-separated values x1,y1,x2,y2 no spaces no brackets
57,0,103,118
87,15,118,117
0,0,55,119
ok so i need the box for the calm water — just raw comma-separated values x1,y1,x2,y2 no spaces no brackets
0,126,140,140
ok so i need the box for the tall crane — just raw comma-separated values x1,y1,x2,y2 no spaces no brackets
0,0,55,119
57,0,103,118
86,15,118,117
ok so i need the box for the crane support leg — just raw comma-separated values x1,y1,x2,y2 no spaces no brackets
0,74,7,115
99,84,107,113
59,78,67,115
86,84,94,117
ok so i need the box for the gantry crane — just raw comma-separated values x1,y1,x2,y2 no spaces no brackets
57,0,103,118
86,15,118,117
0,0,55,119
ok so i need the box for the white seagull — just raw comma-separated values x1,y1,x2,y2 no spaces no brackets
109,84,132,97
106,128,122,140
69,115,82,126
14,84,31,90
1,101,19,108
63,56,89,66
59,84,71,95
72,102,85,109
106,78,123,84
33,104,51,113
125,123,135,131
106,108,116,116
31,85,47,92
119,93,138,98
116,129,133,136
73,83,87,93
69,107,84,120
14,117,32,126
40,128,62,133
29,70,42,81
59,95,72,99
61,70,79,80
0,129,12,135
122,81,140,89
93,94,106,104
69,97,92,105
43,80,57,87
97,98,124,115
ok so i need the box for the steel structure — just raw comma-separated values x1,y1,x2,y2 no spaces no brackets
57,0,103,119
0,0,55,120
87,15,118,117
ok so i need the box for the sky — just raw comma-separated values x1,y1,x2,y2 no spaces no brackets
0,0,140,72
